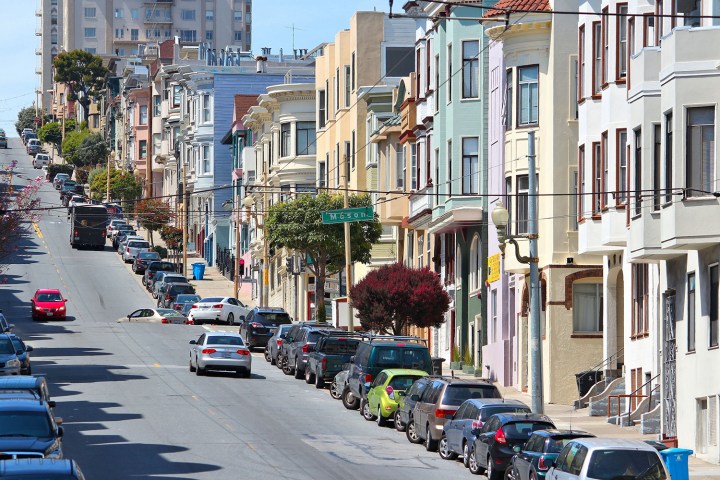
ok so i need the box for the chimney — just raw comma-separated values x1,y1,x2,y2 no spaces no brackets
279,48,284,62
262,47,271,56
173,36,180,62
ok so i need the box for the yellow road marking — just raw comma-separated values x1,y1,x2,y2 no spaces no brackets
153,363,161,367
32,222,43,239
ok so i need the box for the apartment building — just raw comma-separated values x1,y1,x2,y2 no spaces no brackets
577,0,720,460
37,0,253,118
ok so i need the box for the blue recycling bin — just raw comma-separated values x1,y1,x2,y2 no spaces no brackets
659,447,693,480
192,262,206,280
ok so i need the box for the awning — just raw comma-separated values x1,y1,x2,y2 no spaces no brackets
428,206,484,234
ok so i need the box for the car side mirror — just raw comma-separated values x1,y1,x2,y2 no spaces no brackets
350,356,355,363
410,394,420,402
64,299,68,302
48,401,56,408
25,346,33,352
189,340,196,345
7,324,14,332
57,426,64,437
513,445,521,453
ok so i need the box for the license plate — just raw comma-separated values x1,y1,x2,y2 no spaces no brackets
46,312,53,316
222,352,232,358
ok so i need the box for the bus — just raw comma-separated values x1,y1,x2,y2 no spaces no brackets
70,204,108,250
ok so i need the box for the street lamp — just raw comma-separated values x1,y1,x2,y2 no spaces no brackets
243,195,268,307
491,130,543,414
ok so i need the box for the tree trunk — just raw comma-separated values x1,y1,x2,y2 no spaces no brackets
315,262,326,322
148,229,154,247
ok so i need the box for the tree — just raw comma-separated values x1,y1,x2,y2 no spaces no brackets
266,193,382,321
89,168,141,203
53,50,108,119
37,122,63,153
160,225,183,251
75,132,108,168
15,107,37,136
350,263,450,335
61,130,88,166
0,168,43,277
135,199,173,246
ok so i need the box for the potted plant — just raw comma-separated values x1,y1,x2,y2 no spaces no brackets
449,344,462,370
462,346,475,374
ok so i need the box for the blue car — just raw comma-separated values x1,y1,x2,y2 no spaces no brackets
506,429,594,480
440,398,531,465
0,458,85,479
7,335,33,375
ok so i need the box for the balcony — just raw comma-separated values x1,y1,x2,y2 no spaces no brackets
660,197,720,252
628,211,673,261
35,48,42,56
144,16,173,24
579,207,627,254
408,186,433,221
144,0,174,3
35,29,42,36
35,9,41,16
378,191,408,224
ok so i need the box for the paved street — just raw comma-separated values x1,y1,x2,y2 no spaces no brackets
0,137,466,479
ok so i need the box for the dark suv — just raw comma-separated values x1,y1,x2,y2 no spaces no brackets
0,399,64,459
410,378,502,453
142,261,176,290
239,307,292,350
279,323,339,380
157,283,196,308
470,412,555,479
344,336,432,411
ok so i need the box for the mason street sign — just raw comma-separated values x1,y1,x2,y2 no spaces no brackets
321,206,374,224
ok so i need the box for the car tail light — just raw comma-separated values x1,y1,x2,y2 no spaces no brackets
174,305,182,310
126,247,130,252
236,349,250,356
250,322,263,328
201,348,216,354
149,273,154,278
161,317,169,324
471,420,484,430
73,230,78,236
494,427,507,444
538,456,550,471
385,385,395,399
302,344,311,353
435,409,456,418
321,357,327,369
166,294,171,300
276,339,282,346
102,231,106,237
212,304,223,309
396,343,406,347
364,373,373,383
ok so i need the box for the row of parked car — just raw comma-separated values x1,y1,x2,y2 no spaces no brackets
0,308,86,478
250,321,672,480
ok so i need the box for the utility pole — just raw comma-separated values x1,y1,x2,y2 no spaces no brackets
527,131,543,414
106,151,113,202
233,194,241,299
262,159,269,307
342,154,353,332
182,158,188,279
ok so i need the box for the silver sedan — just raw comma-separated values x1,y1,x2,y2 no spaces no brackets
189,332,252,377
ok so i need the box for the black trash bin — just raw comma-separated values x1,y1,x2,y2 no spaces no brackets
431,357,446,376
575,370,602,397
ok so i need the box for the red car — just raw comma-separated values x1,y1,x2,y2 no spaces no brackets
31,289,68,321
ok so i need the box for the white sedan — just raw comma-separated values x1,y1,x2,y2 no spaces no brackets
122,308,188,324
187,297,249,326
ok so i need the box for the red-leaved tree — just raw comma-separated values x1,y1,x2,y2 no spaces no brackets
135,199,173,246
350,263,450,335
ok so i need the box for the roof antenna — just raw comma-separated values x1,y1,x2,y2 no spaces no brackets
389,0,394,18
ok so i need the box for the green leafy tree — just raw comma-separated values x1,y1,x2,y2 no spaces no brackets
89,168,141,203
15,107,37,136
53,50,108,119
75,132,108,168
266,193,382,321
37,122,63,152
135,199,173,246
61,130,88,166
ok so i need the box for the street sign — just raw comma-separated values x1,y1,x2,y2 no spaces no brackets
487,253,501,283
321,206,374,224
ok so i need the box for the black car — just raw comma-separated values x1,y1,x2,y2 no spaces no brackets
279,323,339,380
0,399,64,459
239,307,292,350
442,399,531,467
469,412,555,479
157,283,196,308
112,229,138,250
142,261,177,289
395,376,435,434
132,251,161,274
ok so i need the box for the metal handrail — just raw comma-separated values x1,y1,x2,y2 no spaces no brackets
607,373,660,418
576,347,625,391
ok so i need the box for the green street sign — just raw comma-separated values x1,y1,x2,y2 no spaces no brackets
321,206,374,224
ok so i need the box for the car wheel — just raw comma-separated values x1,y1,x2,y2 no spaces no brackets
438,434,457,460
487,456,500,480
394,410,406,432
226,313,234,325
277,354,285,370
405,416,422,444
529,471,537,480
468,447,484,475
264,347,272,363
152,291,158,299
243,369,251,378
315,371,325,389
195,362,205,376
361,399,376,421
504,465,519,480
330,380,343,400
341,387,359,410
282,356,294,376
377,407,388,427
194,319,203,326
141,277,146,286
293,360,304,380
425,425,438,452
463,442,470,468
189,358,196,372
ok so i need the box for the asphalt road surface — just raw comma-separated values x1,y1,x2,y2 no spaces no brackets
0,138,467,479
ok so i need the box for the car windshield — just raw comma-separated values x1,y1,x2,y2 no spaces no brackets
388,375,423,391
586,449,667,480
165,277,187,284
149,262,175,271
503,421,555,440
277,325,292,337
321,338,360,354
374,347,431,371
0,339,15,354
170,285,194,294
176,295,201,303
480,406,531,421
0,411,53,437
128,241,149,248
159,310,184,317
201,297,224,303
546,437,587,454
36,293,62,302
443,385,501,405
139,252,160,259
207,336,244,346
254,312,291,325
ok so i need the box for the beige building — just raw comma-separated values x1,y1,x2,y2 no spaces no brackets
314,11,415,312
37,0,252,118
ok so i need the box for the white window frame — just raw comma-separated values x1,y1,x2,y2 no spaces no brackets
395,143,404,189
202,94,211,123
202,144,212,175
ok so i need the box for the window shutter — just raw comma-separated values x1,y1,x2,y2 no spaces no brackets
709,395,718,446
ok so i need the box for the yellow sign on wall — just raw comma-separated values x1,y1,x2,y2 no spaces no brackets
487,253,501,283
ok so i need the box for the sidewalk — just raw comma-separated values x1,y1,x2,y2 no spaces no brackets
448,369,720,478
133,224,255,308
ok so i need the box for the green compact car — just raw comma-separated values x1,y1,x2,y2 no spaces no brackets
362,369,428,426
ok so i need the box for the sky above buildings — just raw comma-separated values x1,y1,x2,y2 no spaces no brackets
0,1,390,136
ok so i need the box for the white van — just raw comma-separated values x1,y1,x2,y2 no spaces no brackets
33,153,50,169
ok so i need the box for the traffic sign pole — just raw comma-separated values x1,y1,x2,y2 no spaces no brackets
342,154,353,333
